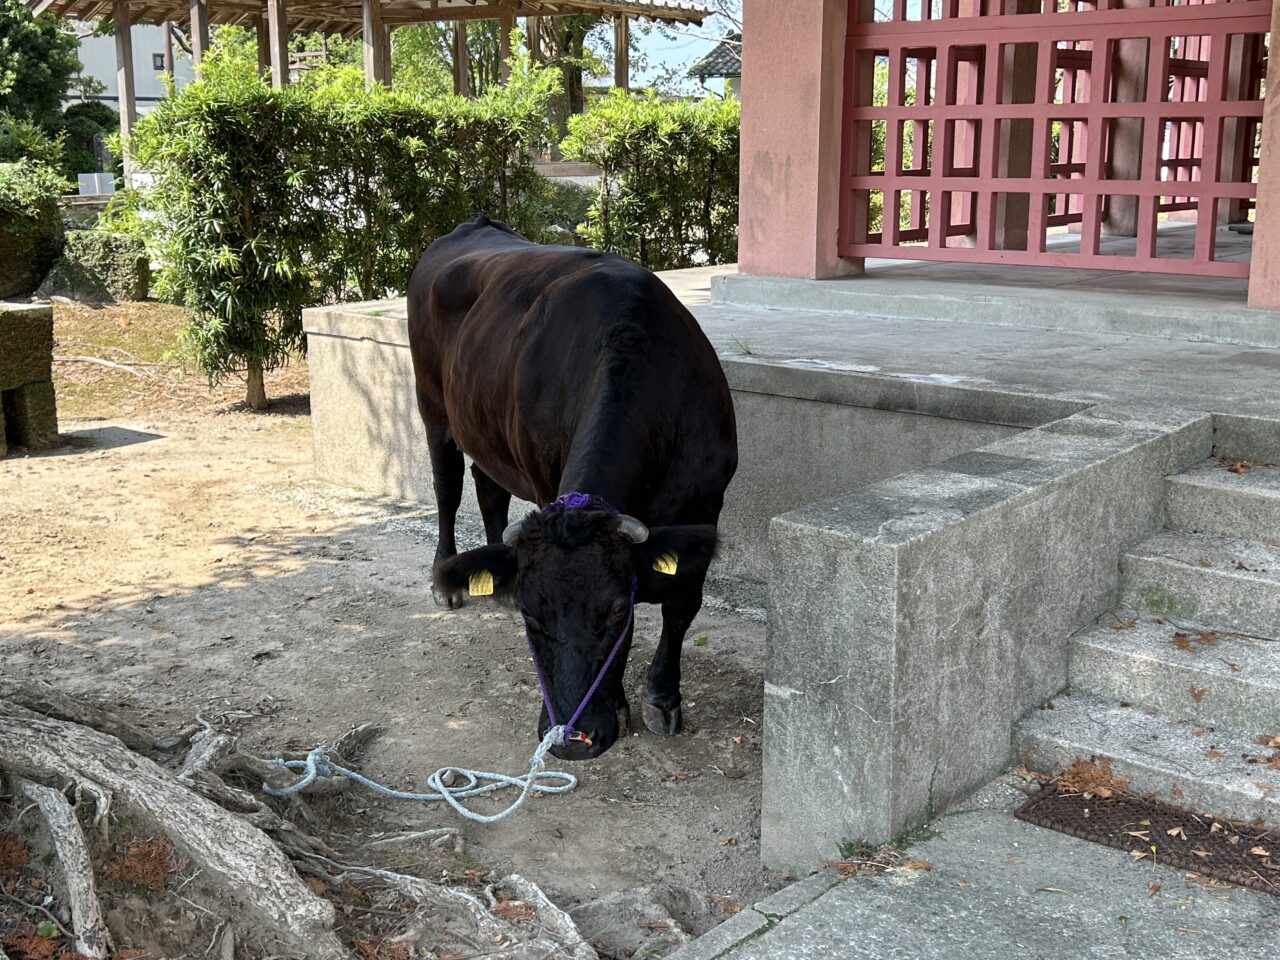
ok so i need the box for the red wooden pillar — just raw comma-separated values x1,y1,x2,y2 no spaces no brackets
1246,0,1280,308
739,0,860,279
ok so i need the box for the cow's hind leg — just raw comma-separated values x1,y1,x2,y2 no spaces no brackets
643,589,702,736
471,464,513,546
426,420,465,573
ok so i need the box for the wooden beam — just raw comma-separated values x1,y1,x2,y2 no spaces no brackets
189,0,210,65
613,13,628,90
362,0,391,87
266,0,289,86
452,21,470,96
112,0,136,177
499,0,514,83
1247,0,1280,308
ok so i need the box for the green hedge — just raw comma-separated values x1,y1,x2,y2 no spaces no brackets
125,56,559,403
0,159,66,299
38,229,148,302
561,92,739,271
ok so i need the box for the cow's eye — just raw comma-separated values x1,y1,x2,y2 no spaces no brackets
610,597,629,620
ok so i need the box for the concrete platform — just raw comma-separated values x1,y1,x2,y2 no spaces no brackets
670,779,1280,960
712,224,1280,349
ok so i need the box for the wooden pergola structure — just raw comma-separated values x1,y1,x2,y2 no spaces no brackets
28,0,707,151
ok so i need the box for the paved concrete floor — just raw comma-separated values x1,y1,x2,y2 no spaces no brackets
670,780,1280,960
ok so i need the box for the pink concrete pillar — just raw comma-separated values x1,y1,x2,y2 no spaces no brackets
1246,0,1280,309
738,0,859,278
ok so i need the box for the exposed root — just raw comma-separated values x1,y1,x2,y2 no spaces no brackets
15,778,112,959
0,692,595,960
0,699,347,959
0,679,152,754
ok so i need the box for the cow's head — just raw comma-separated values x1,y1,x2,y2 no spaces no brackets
431,498,717,760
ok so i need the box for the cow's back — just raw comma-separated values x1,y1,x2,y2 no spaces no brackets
406,218,736,521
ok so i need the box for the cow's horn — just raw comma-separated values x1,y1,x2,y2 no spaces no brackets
502,517,529,546
616,515,649,543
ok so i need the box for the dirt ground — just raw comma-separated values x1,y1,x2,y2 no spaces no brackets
0,303,784,956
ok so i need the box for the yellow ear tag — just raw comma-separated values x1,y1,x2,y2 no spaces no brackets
468,569,495,597
652,551,679,576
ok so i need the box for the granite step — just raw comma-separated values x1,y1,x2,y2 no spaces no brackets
1121,531,1280,639
1017,693,1280,829
1070,616,1279,732
1166,458,1280,541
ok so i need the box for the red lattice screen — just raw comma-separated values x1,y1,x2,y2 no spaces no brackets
840,0,1272,276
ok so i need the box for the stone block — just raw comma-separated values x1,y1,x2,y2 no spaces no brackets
761,405,1213,870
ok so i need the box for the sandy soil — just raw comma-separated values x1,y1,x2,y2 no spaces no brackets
1,313,784,952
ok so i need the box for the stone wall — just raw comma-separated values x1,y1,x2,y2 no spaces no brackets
760,405,1214,869
302,300,1074,579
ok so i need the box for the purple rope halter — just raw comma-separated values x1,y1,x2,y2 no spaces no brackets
524,492,636,748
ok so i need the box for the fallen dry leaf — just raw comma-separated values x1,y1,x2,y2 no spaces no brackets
1112,617,1138,630
713,896,742,915
1189,686,1208,704
1147,881,1162,897
1203,748,1224,759
900,859,933,872
720,837,738,846
1058,757,1130,798
1167,826,1188,840
1176,926,1201,934
1257,735,1280,749
1251,846,1271,857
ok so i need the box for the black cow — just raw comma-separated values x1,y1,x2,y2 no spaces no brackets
406,217,737,761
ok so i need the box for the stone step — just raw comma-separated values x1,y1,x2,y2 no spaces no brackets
1166,458,1280,540
1071,616,1280,732
1017,694,1280,829
1121,531,1280,639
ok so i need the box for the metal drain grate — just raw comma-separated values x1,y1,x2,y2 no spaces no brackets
1015,784,1280,896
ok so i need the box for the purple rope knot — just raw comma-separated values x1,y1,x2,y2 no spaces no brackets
545,491,618,514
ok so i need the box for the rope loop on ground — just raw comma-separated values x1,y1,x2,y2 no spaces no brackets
262,726,577,824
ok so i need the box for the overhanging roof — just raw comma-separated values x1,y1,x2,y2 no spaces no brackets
30,0,708,39
687,31,738,79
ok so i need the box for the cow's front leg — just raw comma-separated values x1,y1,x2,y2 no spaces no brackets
425,421,465,603
643,592,701,736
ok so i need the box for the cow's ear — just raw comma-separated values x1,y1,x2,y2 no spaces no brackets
432,545,518,609
635,524,718,603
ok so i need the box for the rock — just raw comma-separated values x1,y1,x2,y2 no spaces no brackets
571,885,708,959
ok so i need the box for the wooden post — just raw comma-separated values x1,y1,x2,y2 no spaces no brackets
362,0,390,87
162,21,175,76
189,0,210,66
266,0,289,87
527,16,542,63
256,15,270,76
1245,0,1280,308
112,0,136,178
452,21,470,96
499,0,515,83
613,14,629,90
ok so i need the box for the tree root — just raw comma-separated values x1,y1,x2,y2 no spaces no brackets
15,778,113,959
0,699,348,959
0,691,596,960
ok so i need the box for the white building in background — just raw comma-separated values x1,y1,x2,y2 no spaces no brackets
69,22,194,114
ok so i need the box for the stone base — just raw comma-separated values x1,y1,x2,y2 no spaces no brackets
1,302,59,455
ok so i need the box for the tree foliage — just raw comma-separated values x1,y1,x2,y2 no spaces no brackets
125,43,560,408
0,0,82,127
562,91,739,270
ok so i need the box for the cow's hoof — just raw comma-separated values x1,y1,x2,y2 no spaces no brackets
642,700,682,737
617,703,632,736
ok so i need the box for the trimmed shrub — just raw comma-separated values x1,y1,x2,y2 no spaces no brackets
37,229,149,303
126,50,560,406
561,92,739,270
0,159,66,298
56,102,120,181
